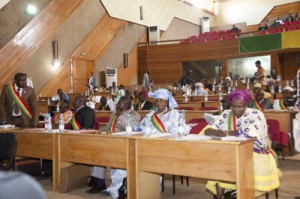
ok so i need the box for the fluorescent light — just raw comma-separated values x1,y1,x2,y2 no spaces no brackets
26,4,37,15
52,59,61,68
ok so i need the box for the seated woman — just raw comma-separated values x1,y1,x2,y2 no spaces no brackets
140,88,190,134
204,89,280,198
53,100,72,129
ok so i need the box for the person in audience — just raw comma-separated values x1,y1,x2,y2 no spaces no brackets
254,60,267,85
101,96,141,198
215,75,224,86
132,90,140,108
88,72,96,90
179,69,194,86
259,20,268,30
230,25,239,33
213,98,231,115
192,82,208,96
56,88,69,104
253,83,272,99
273,86,297,111
90,88,101,103
249,88,273,110
125,88,133,100
271,19,280,28
109,81,118,95
142,69,152,93
136,91,153,110
266,69,278,84
114,84,125,103
98,97,111,111
204,89,280,198
0,72,39,128
203,79,213,90
54,100,72,127
140,89,190,134
286,13,295,22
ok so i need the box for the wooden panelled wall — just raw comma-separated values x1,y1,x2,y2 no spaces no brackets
138,40,299,84
247,1,300,32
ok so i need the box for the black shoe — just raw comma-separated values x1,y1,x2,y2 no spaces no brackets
88,176,96,187
85,184,106,194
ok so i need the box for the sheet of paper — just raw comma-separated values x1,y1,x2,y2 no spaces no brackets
111,131,143,136
175,134,212,141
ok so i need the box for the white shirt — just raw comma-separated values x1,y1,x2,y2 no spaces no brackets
12,83,23,116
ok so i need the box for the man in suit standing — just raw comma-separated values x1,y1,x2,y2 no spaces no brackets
0,73,38,128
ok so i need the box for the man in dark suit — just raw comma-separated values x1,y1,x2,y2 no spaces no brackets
0,73,38,128
72,95,106,194
73,94,95,129
137,91,153,110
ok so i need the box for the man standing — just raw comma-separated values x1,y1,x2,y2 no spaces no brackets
0,73,39,128
254,60,266,85
179,69,194,86
88,72,96,90
142,69,152,93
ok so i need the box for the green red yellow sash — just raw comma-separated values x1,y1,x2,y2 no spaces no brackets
151,113,167,133
252,99,264,111
279,99,288,110
109,115,117,132
70,112,81,130
7,83,32,119
228,111,236,131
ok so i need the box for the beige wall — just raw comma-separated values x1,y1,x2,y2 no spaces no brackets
0,0,50,48
216,0,299,26
95,22,146,86
161,18,200,40
21,0,105,93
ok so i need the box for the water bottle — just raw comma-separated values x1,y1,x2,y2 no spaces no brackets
213,79,216,86
246,82,250,90
59,113,64,132
286,80,289,86
178,112,184,136
184,95,188,103
230,81,233,87
278,83,282,93
212,85,215,91
68,111,72,123
47,98,50,105
144,115,151,136
56,102,60,112
47,115,52,132
232,86,235,91
44,113,49,131
228,86,231,94
219,92,223,101
218,84,221,91
204,94,208,102
276,75,281,82
271,84,275,94
126,114,132,135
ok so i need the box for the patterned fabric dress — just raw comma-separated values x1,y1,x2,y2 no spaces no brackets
205,108,280,196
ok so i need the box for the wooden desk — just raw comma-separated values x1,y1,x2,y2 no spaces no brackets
135,138,255,199
8,129,58,189
57,133,136,198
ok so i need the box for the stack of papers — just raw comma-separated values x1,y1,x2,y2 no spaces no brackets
0,124,16,129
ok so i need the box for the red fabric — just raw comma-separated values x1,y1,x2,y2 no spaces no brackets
189,122,208,134
188,118,206,124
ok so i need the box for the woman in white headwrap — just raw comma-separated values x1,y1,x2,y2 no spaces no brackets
140,89,190,134
192,82,208,96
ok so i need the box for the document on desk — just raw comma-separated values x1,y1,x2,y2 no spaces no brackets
221,136,248,141
111,131,143,136
147,133,173,138
0,124,16,129
175,134,212,141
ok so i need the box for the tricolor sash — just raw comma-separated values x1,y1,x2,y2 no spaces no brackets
70,112,81,130
252,99,264,111
279,99,288,111
228,111,236,131
7,83,33,119
109,115,117,132
151,113,167,133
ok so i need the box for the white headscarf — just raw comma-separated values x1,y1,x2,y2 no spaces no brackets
148,88,178,109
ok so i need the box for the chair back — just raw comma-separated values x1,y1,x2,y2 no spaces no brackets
0,132,17,170
188,118,206,124
266,119,281,144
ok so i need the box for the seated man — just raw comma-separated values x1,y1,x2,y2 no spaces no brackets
249,88,273,110
55,88,69,104
253,83,272,99
101,96,141,198
53,100,72,128
98,97,111,111
135,91,153,110
273,86,297,111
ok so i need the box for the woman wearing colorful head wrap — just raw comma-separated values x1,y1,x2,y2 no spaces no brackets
204,89,280,198
140,88,190,134
192,82,208,96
